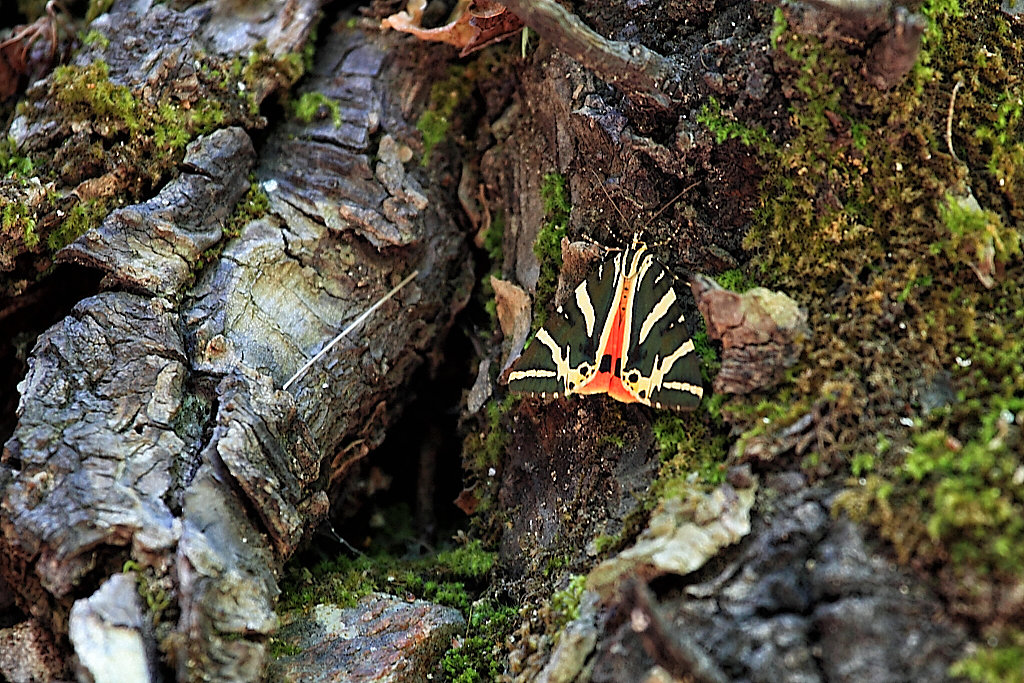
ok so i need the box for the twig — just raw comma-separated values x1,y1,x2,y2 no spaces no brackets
282,270,419,391
946,80,964,163
499,0,678,109
622,578,729,683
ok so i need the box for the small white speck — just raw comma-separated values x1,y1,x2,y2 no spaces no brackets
1012,466,1024,486
900,417,914,427
263,179,279,193
488,467,496,477
895,162,903,172
955,356,972,367
1000,409,1014,424
762,417,770,424
999,178,1005,186
237,81,246,92
859,478,867,486
899,322,906,330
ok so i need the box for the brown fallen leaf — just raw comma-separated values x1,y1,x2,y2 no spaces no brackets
491,276,532,374
381,0,523,56
690,276,809,395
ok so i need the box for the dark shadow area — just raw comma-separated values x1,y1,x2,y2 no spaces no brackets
0,263,104,447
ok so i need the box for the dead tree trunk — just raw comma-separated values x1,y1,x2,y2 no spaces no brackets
0,2,469,680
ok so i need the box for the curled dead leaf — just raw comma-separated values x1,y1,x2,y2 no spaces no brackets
491,276,532,374
691,276,809,395
381,0,523,56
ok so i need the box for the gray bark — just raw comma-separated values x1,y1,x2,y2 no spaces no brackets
0,2,470,680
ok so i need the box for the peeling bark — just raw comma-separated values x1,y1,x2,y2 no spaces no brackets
0,3,470,680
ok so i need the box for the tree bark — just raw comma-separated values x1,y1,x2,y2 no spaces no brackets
0,2,469,680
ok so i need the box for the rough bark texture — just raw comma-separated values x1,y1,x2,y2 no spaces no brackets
0,2,470,680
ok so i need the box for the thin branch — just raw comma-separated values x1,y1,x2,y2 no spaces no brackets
500,0,678,108
622,578,729,683
946,80,964,163
282,270,419,392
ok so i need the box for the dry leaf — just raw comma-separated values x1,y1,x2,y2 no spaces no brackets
382,0,523,56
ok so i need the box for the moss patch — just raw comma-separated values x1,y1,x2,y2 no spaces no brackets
416,66,474,166
278,539,516,677
700,0,1024,675
291,91,342,127
532,172,571,327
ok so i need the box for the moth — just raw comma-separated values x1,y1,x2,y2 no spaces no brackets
507,239,703,411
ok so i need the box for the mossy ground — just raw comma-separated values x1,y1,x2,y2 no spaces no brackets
703,1,1024,676
277,539,518,679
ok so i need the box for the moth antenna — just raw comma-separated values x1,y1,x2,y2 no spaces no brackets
648,180,700,225
589,170,634,240
580,233,618,254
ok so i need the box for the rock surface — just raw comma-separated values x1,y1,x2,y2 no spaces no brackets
268,594,466,682
581,476,967,682
69,573,156,683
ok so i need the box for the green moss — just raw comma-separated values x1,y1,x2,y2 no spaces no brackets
691,327,720,387
279,539,514,681
417,111,450,166
698,96,775,154
54,62,140,131
195,179,269,270
849,452,875,477
80,30,110,49
935,192,1020,272
122,560,171,617
0,138,33,179
714,268,756,292
724,0,1024,664
440,599,518,682
223,179,269,240
292,92,341,127
1,199,38,248
549,574,586,631
279,540,496,613
51,60,232,165
902,399,1024,574
47,199,110,251
531,172,571,327
416,66,472,166
267,637,302,658
651,415,729,495
951,630,1024,683
435,540,495,581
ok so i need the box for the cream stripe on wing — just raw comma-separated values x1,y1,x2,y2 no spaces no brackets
575,284,597,338
662,381,704,397
637,288,676,345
